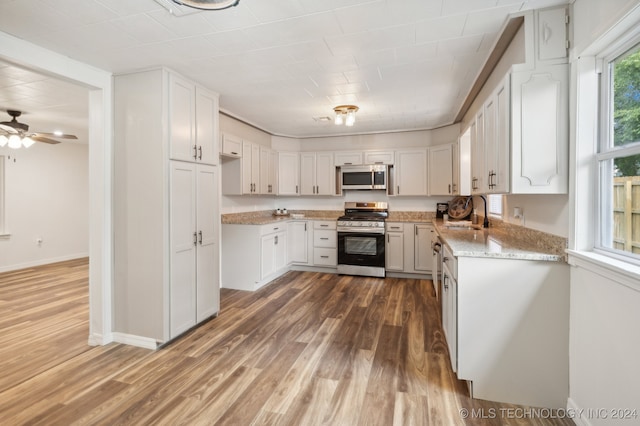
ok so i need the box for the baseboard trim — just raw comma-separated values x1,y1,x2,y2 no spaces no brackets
567,397,592,426
0,253,89,273
112,332,159,350
88,332,113,346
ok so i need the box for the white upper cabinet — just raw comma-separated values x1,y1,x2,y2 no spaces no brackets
334,151,363,166
536,7,568,63
168,74,219,165
510,65,569,193
471,111,486,195
241,141,260,195
301,152,335,196
395,149,428,196
364,150,395,165
429,144,454,196
485,75,510,194
260,147,277,195
278,152,300,196
220,133,242,158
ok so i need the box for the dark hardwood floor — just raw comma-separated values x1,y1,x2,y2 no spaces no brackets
0,260,575,425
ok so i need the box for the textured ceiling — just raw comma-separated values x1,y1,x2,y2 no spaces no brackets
0,0,568,138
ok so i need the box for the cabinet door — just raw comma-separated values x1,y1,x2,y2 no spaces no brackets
442,261,457,372
195,87,218,165
260,234,276,279
471,113,485,194
458,127,472,196
274,231,287,271
221,133,242,157
511,65,568,194
485,76,510,194
334,151,363,166
385,232,404,271
536,7,568,63
300,153,316,195
288,221,308,264
269,150,278,194
169,161,197,338
414,225,432,272
242,141,253,194
251,144,260,193
260,147,272,194
196,165,219,321
169,74,196,162
395,149,427,196
429,144,454,196
315,152,334,195
364,150,394,165
277,152,300,195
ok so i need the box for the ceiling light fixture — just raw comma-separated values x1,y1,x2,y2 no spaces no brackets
333,105,359,127
0,133,37,149
171,0,240,10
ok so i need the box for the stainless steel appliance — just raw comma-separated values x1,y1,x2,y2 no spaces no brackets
337,202,388,277
340,164,387,190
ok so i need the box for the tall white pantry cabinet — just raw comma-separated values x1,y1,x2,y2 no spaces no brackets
114,68,221,347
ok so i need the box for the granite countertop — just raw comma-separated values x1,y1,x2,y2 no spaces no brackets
222,210,342,225
386,211,435,223
434,220,566,262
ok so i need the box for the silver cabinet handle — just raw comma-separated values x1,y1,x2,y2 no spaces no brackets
415,226,418,236
321,255,329,258
296,185,298,194
344,162,353,165
304,223,307,231
198,146,202,160
448,184,451,194
390,226,401,230
231,151,238,155
193,231,197,245
397,185,400,195
193,145,198,159
320,224,328,227
443,274,449,290
198,230,203,244
443,256,449,263
275,235,278,245
273,227,279,231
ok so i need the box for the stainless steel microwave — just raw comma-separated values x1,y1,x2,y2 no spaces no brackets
340,164,387,190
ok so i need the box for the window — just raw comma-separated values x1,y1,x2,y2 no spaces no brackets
488,194,503,218
598,41,640,260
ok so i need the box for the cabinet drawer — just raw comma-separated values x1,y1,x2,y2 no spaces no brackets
259,223,286,236
221,133,242,157
314,220,336,230
386,222,404,232
314,248,337,266
314,230,336,248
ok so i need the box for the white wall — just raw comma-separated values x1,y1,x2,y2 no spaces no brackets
220,113,458,214
568,1,640,423
0,143,89,272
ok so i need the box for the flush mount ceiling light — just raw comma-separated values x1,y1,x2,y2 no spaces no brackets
333,105,359,127
171,0,240,10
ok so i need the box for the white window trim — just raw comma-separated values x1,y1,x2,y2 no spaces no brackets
570,4,640,272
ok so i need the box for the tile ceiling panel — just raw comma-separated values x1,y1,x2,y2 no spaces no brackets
0,0,569,138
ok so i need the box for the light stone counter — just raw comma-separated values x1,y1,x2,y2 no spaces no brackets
434,219,567,262
386,211,435,223
221,210,342,225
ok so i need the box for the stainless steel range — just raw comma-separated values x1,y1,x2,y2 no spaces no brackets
337,202,388,278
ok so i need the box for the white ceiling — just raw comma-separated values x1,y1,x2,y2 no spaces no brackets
0,0,568,139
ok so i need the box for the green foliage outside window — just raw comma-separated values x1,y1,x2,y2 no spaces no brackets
613,48,640,176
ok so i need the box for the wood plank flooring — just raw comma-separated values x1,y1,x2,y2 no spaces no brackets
0,260,575,425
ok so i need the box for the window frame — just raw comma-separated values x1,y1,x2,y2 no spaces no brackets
595,37,640,264
487,194,503,218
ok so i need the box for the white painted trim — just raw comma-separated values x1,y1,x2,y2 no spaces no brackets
0,30,114,346
567,250,640,292
566,398,592,426
112,332,158,350
0,253,89,274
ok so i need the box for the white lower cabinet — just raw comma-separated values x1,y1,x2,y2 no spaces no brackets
222,223,289,291
169,162,219,337
312,221,337,267
287,220,309,265
385,223,404,271
385,222,433,274
442,249,570,408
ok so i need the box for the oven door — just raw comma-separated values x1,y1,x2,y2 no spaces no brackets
337,231,385,277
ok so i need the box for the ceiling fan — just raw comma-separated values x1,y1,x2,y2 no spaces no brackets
0,110,78,148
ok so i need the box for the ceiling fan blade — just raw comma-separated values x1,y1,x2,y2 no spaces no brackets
31,136,61,144
0,123,18,133
33,132,78,140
